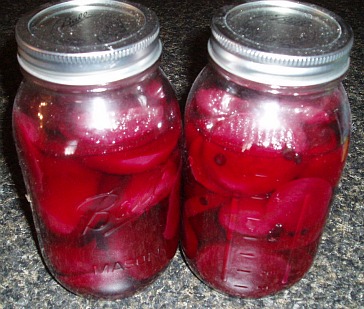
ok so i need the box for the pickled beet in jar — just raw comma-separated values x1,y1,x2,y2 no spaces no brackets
13,0,182,299
182,1,353,298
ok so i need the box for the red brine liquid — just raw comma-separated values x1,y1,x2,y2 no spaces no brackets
182,85,350,298
13,75,182,299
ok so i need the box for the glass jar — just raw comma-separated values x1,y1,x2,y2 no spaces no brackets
13,0,182,299
182,0,353,298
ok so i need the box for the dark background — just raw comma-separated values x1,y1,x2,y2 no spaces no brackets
0,0,363,308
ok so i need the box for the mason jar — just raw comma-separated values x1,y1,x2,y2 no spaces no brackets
182,0,353,298
13,0,182,299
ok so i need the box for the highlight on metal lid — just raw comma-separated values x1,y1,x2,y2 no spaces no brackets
208,0,354,86
16,0,162,85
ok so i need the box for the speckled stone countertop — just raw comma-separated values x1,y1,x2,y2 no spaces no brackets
0,0,363,308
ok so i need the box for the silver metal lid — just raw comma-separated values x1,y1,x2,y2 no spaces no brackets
209,0,353,86
16,0,162,85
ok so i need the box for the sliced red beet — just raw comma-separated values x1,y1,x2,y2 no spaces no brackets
193,87,246,118
317,87,342,120
182,171,210,200
94,202,176,281
186,102,306,196
182,174,228,254
81,125,179,174
280,92,340,127
182,218,199,259
281,240,318,285
201,139,303,196
38,156,101,235
97,174,130,195
184,189,230,218
70,105,165,155
45,203,176,295
56,151,180,251
163,161,181,240
218,178,332,249
292,104,333,125
188,134,302,196
187,134,229,195
23,99,81,156
194,241,289,298
35,98,167,157
303,123,340,156
300,142,347,187
13,111,43,185
218,197,269,236
264,178,332,249
205,100,308,152
191,87,341,154
188,208,227,249
94,152,180,231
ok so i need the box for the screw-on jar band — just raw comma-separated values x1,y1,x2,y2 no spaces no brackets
16,0,162,85
209,0,353,86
